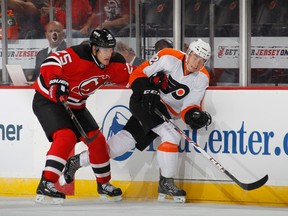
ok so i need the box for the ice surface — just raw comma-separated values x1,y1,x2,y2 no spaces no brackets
0,197,287,216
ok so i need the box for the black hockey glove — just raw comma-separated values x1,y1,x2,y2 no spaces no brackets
184,108,212,129
49,78,69,104
141,87,160,114
149,71,168,90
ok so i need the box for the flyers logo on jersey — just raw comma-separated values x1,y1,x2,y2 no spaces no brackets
72,75,109,96
162,76,189,100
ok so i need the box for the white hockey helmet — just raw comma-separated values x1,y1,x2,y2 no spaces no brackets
187,39,211,61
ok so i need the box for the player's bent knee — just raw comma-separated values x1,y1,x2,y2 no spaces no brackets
52,128,77,145
108,130,136,158
87,130,106,146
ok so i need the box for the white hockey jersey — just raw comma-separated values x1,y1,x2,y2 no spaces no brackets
129,48,210,122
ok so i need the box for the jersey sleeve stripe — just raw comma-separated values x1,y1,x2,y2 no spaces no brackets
41,61,61,68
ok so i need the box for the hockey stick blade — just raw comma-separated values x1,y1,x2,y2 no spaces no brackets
154,108,269,191
224,170,268,191
60,96,99,144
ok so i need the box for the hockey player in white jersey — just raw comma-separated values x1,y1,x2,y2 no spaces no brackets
59,39,212,203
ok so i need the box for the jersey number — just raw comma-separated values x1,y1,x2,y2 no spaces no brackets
60,54,72,65
55,51,72,65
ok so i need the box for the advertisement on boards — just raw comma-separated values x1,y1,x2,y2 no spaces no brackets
1,89,288,187
82,89,288,187
0,89,35,177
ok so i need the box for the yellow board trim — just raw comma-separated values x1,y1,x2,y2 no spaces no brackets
1,178,288,206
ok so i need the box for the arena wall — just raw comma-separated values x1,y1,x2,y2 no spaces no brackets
0,87,288,206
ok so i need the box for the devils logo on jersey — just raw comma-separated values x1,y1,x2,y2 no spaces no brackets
162,76,190,100
72,75,110,96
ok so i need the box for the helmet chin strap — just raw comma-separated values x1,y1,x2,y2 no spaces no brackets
91,45,106,69
91,53,105,70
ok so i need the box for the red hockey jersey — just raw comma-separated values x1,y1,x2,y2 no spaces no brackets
33,44,133,109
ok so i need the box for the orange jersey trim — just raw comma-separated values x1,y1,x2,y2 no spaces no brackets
164,102,178,116
158,48,184,60
129,61,149,86
200,66,210,81
129,48,185,86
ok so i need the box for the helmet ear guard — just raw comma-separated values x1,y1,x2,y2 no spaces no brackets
89,28,116,48
187,39,211,62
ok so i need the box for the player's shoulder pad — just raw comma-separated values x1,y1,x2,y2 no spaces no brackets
110,52,126,63
158,48,184,59
70,44,92,60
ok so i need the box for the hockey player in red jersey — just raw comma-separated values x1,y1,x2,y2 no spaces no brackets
32,28,133,204
60,39,212,203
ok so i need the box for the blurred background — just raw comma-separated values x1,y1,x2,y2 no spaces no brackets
1,0,288,86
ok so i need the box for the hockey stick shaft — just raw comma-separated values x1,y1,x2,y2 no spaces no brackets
154,108,268,191
60,96,99,144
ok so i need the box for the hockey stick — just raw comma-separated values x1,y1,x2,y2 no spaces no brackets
154,108,268,191
60,96,99,144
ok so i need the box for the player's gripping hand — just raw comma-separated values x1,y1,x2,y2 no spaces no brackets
141,87,160,114
149,71,168,90
184,108,211,129
49,78,69,104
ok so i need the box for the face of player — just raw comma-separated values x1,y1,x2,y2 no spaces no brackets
95,47,114,66
45,22,64,48
186,52,205,73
